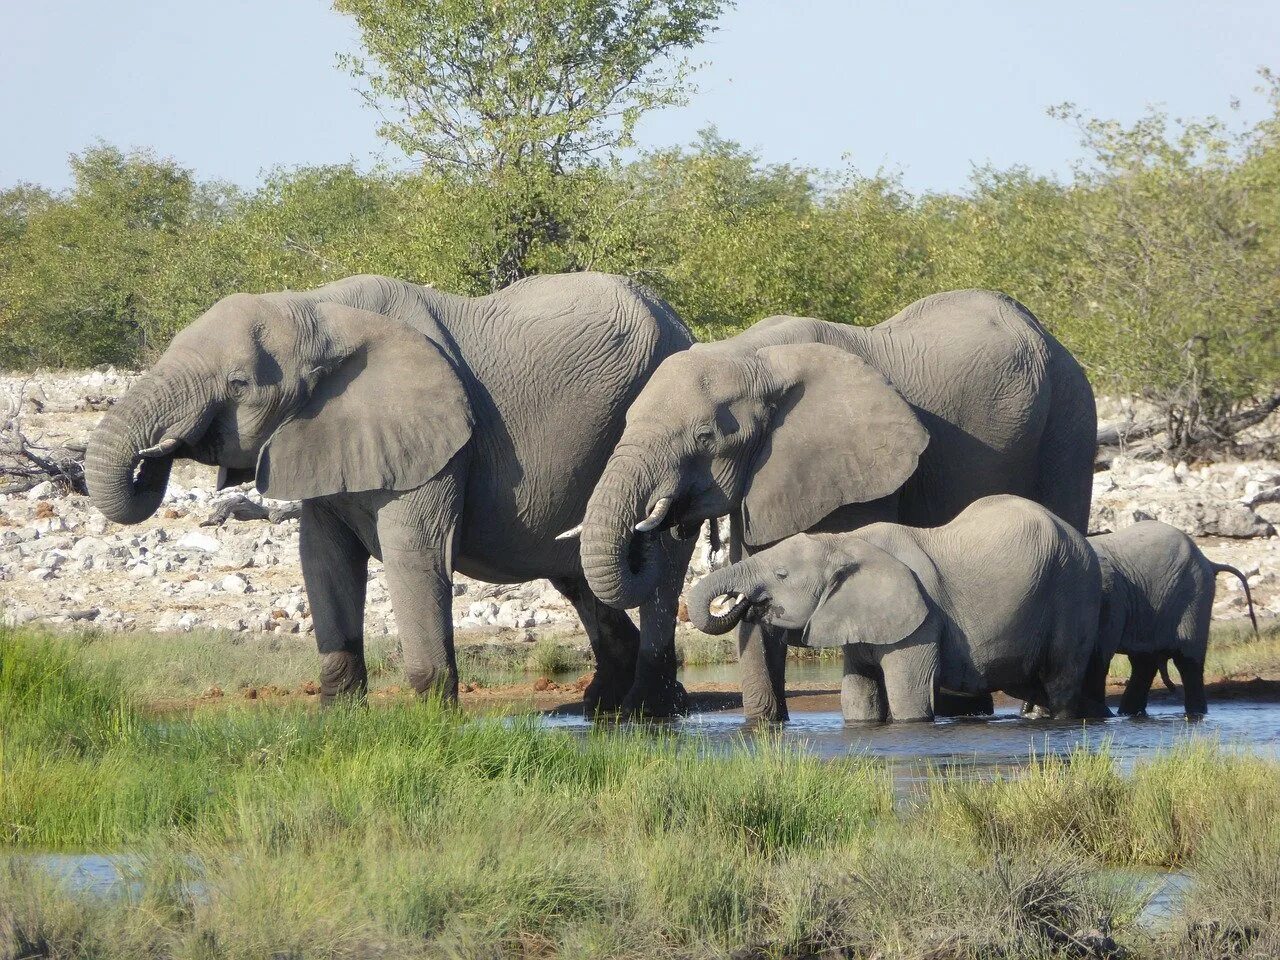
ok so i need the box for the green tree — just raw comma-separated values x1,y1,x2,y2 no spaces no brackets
0,144,236,367
334,0,727,287
1049,89,1280,450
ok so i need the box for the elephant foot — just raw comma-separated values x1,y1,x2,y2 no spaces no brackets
406,666,459,704
319,650,368,705
742,693,789,724
582,672,631,717
621,678,689,719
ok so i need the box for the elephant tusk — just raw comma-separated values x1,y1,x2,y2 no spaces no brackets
555,523,583,541
709,593,745,616
634,496,674,533
137,437,180,459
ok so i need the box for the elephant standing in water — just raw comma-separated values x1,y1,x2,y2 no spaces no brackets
686,496,1108,722
86,273,695,714
1093,521,1259,717
578,290,1097,720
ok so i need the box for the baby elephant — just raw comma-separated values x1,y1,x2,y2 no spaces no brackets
1093,521,1258,717
688,495,1106,723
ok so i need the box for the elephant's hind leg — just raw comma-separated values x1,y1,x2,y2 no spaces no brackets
552,576,639,716
301,501,371,704
1173,653,1208,717
1118,654,1160,717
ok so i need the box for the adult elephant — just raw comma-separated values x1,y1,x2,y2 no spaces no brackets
578,289,1097,720
86,272,695,714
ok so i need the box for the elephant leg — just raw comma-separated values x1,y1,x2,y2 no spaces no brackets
301,501,370,704
840,648,887,724
1173,653,1208,717
879,641,938,723
1079,647,1114,719
382,544,458,699
1118,654,1160,717
552,576,639,716
377,480,463,701
625,532,697,718
738,620,790,722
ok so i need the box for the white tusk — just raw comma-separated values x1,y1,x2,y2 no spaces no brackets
709,593,744,616
634,496,674,533
555,523,583,541
137,437,179,459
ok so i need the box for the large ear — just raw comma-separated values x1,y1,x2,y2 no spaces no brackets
741,343,928,546
256,303,473,500
802,542,930,649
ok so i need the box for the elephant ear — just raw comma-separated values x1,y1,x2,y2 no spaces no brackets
741,343,928,547
257,303,473,500
802,542,930,649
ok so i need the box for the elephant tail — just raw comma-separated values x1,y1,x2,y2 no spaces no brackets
1159,660,1178,693
1212,564,1259,637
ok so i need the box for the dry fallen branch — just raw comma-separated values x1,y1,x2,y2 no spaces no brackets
201,493,301,527
1,385,87,495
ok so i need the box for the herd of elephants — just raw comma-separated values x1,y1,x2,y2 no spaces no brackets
84,273,1258,723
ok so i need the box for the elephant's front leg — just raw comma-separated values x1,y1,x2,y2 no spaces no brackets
840,648,887,724
738,620,790,722
301,501,371,703
377,482,463,700
878,639,939,723
626,531,697,718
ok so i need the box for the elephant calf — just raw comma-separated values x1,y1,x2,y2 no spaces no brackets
1093,521,1258,717
688,495,1107,722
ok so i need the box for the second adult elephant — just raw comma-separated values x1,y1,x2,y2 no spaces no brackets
86,272,694,714
578,290,1097,720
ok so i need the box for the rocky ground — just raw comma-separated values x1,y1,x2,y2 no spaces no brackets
3,370,1278,646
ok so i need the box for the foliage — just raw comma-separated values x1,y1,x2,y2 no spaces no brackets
334,0,726,174
2,77,1278,439
334,0,727,287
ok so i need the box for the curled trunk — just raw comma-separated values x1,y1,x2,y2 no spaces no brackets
581,449,665,610
84,374,202,524
687,566,753,635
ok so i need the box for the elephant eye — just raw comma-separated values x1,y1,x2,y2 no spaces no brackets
695,425,715,445
774,568,788,580
227,376,251,399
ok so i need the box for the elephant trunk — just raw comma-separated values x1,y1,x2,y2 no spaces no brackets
581,445,669,610
688,565,754,635
85,369,209,525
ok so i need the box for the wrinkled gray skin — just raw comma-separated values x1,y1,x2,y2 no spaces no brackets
1092,521,1259,717
581,289,1097,720
688,496,1107,722
86,273,695,714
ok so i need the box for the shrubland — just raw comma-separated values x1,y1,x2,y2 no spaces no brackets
3,79,1279,453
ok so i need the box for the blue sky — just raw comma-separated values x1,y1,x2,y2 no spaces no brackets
2,0,1277,195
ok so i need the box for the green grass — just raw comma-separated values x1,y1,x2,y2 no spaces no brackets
4,626,1280,958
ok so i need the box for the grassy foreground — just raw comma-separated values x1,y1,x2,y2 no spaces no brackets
3,629,1280,959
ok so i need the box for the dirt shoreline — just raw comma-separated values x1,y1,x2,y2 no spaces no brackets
143,667,1280,718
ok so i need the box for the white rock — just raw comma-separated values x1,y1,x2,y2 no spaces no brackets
176,531,221,554
219,574,250,594
25,481,53,501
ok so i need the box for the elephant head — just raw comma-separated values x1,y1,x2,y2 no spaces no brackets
580,340,928,609
687,534,930,649
86,291,473,523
